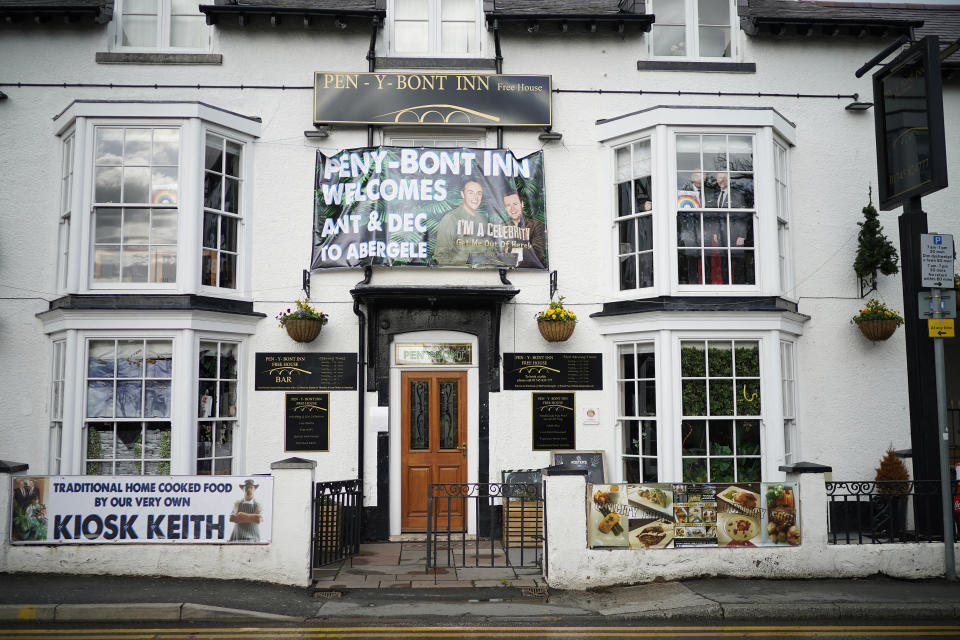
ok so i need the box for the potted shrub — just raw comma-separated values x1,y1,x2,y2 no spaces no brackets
872,445,911,540
536,296,577,342
853,190,899,294
851,298,904,341
277,299,328,343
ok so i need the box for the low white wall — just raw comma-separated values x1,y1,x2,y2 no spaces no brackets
0,459,316,587
544,474,960,590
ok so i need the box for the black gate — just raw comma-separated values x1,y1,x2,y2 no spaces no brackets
312,479,361,568
426,482,544,570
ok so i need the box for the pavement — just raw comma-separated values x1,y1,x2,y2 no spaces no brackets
2,542,960,623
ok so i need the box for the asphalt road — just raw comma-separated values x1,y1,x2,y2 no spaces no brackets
3,621,960,639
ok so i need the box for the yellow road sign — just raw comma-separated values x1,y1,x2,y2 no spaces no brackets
929,318,955,338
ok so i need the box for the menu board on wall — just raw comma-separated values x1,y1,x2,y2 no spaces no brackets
531,392,576,450
254,353,357,391
587,482,800,550
284,393,329,452
503,353,602,390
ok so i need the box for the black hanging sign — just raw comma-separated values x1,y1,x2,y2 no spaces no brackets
313,72,551,127
873,35,948,211
503,353,603,390
285,393,329,452
254,352,357,391
532,392,576,451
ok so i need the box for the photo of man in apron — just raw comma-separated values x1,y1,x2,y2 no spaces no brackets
229,479,263,542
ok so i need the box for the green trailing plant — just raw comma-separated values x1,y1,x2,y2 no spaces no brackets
853,189,899,293
874,445,910,495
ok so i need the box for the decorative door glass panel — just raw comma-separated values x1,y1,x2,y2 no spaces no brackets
410,380,429,450
438,380,459,449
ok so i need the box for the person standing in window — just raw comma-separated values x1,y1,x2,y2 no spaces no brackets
500,189,545,269
229,479,262,542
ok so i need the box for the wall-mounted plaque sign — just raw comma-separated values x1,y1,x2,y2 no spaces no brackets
313,72,551,127
503,353,602,390
254,353,357,391
532,392,576,451
285,393,329,452
873,35,948,211
396,343,473,365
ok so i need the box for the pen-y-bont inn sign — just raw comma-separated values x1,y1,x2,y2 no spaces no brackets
314,72,551,127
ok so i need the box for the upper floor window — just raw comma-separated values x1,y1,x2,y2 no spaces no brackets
116,0,209,51
615,139,654,291
93,126,180,285
389,0,481,57
55,101,260,296
676,134,755,286
649,0,733,59
57,135,75,291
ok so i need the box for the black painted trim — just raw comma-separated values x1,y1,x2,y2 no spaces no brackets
375,57,497,70
590,295,799,318
96,52,223,65
637,61,756,73
778,461,832,474
0,460,29,473
45,294,265,317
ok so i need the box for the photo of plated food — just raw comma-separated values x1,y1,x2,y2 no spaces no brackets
763,482,801,546
718,485,762,514
629,519,676,549
588,485,629,547
717,511,760,546
627,485,673,517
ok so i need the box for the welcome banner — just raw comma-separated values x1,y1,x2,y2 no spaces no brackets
10,475,273,544
311,147,547,270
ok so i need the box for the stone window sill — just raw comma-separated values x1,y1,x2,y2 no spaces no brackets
636,60,756,73
96,52,223,65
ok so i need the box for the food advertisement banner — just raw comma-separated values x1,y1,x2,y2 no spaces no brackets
588,482,799,549
10,475,273,545
312,147,547,270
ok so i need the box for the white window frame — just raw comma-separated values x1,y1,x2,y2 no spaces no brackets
613,137,657,293
774,139,795,299
196,338,241,475
55,102,259,299
49,340,67,474
112,0,211,52
386,0,483,58
597,107,796,302
648,0,738,61
57,135,75,293
780,339,798,465
616,340,660,483
200,128,247,292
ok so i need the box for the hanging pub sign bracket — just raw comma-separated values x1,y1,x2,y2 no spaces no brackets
550,270,558,299
302,269,311,299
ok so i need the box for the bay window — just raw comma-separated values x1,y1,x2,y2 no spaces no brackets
615,139,655,291
202,134,243,289
618,342,658,482
197,340,239,475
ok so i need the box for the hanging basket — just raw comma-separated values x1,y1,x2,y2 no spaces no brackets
538,319,576,342
858,319,898,342
284,318,324,343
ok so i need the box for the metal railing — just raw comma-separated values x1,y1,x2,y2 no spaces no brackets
426,482,544,570
312,479,361,568
826,480,955,544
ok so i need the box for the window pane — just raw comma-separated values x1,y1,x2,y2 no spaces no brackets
116,424,141,458
145,341,172,377
145,380,171,417
731,174,755,207
710,457,734,483
698,0,729,25
707,342,732,377
95,168,122,203
676,135,701,170
94,247,121,281
442,0,475,20
197,423,212,458
153,129,179,165
442,23,473,54
205,138,223,171
124,129,152,166
637,215,653,251
634,179,652,213
225,142,241,176
95,209,122,243
682,420,707,455
735,342,760,376
224,177,239,213
699,27,731,57
220,343,238,379
677,212,701,247
702,135,727,171
638,379,656,416
199,342,217,378
124,209,150,243
620,381,636,416
121,246,149,282
88,423,115,460
395,0,428,19
117,340,144,378
219,382,237,418
215,421,233,458
123,167,151,203
680,342,705,377
737,380,761,415
410,380,429,449
125,0,158,13
653,25,686,56
624,420,640,455
88,340,116,377
152,209,178,243
619,255,637,290
656,0,686,24
219,253,236,289
737,457,761,482
617,182,632,217
204,174,222,210
438,380,459,449
682,380,706,415
220,216,238,251
729,136,753,171
151,167,178,204
683,458,707,483
709,380,734,415
122,15,157,47
96,129,123,166
199,381,216,417
731,249,755,284
203,213,218,249
87,381,114,418
638,253,654,288
171,16,206,48
618,218,636,254
615,147,631,183
641,420,658,456
736,420,761,455
395,22,429,53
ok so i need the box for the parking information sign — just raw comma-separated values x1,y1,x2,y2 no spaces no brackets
920,234,954,288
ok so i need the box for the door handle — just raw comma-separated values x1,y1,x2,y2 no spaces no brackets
459,442,467,457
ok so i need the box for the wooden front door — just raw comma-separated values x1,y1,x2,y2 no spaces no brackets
400,370,467,532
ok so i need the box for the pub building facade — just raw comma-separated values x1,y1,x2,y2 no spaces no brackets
1,0,959,559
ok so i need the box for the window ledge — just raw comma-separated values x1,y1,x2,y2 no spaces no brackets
636,61,756,73
376,57,497,70
96,52,223,65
